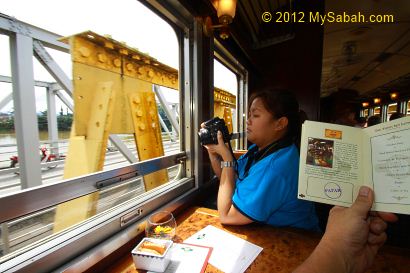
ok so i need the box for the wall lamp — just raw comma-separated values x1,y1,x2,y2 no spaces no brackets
362,102,369,108
373,98,381,104
204,0,237,39
390,92,398,100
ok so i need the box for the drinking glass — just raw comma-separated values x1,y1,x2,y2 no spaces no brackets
145,211,176,240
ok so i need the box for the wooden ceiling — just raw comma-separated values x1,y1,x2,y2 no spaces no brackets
235,0,295,49
320,0,410,100
207,0,409,100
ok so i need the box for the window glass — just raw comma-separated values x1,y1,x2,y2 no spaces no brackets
0,0,182,259
213,59,239,143
374,106,381,116
387,103,397,121
407,101,410,116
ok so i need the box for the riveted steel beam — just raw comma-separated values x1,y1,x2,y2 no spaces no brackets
60,31,178,89
54,31,174,230
214,87,236,133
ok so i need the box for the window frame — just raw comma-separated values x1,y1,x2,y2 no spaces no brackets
0,1,206,271
214,39,248,150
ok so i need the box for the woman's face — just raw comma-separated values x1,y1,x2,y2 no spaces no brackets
246,97,282,148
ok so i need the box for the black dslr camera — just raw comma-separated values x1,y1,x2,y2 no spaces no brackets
198,117,231,145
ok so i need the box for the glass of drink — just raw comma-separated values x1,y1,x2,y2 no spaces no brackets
145,211,176,240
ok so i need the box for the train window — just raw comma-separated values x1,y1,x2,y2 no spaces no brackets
214,59,239,146
408,100,410,116
1,0,180,190
374,106,381,116
387,103,397,120
0,1,196,270
213,40,249,150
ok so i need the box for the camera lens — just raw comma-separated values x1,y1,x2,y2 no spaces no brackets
198,128,208,136
198,128,212,145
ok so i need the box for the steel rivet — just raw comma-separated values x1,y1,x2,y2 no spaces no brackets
97,53,107,63
148,70,154,78
126,63,133,71
133,97,141,104
113,58,121,67
79,47,90,57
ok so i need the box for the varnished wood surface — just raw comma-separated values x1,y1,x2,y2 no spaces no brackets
106,207,410,273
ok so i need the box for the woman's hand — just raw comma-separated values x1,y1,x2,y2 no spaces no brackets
203,131,232,161
201,121,231,161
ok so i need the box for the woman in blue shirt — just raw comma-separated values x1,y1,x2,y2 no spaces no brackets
203,90,319,231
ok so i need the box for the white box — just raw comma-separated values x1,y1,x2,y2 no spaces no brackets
132,237,173,272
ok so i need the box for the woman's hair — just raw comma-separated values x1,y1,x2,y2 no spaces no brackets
248,89,301,147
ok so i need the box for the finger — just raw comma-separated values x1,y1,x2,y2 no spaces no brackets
377,212,398,223
369,217,387,235
217,131,224,144
204,144,215,150
368,232,387,245
369,211,378,217
350,186,374,218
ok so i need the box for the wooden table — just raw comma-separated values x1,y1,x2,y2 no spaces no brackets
106,207,410,273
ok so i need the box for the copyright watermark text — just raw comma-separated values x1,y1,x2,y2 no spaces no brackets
261,11,394,25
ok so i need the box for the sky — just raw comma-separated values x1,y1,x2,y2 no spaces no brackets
0,0,238,113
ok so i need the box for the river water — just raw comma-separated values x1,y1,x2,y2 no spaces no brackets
0,131,71,145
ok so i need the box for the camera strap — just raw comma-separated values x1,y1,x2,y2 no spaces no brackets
236,137,293,181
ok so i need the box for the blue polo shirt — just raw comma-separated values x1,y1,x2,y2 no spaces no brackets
232,144,319,231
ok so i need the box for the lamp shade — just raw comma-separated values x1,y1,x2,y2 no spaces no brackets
390,92,398,99
217,0,237,21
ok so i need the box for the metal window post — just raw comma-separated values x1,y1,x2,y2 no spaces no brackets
1,223,10,255
381,104,388,122
398,101,407,115
9,33,42,188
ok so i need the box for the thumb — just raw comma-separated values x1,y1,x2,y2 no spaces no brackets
350,186,374,218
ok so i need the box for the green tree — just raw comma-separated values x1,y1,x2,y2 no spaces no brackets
37,111,48,131
57,113,73,131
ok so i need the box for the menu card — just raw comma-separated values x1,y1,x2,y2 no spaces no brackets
184,225,263,273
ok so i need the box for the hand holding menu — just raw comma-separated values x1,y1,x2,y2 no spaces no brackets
298,116,410,214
